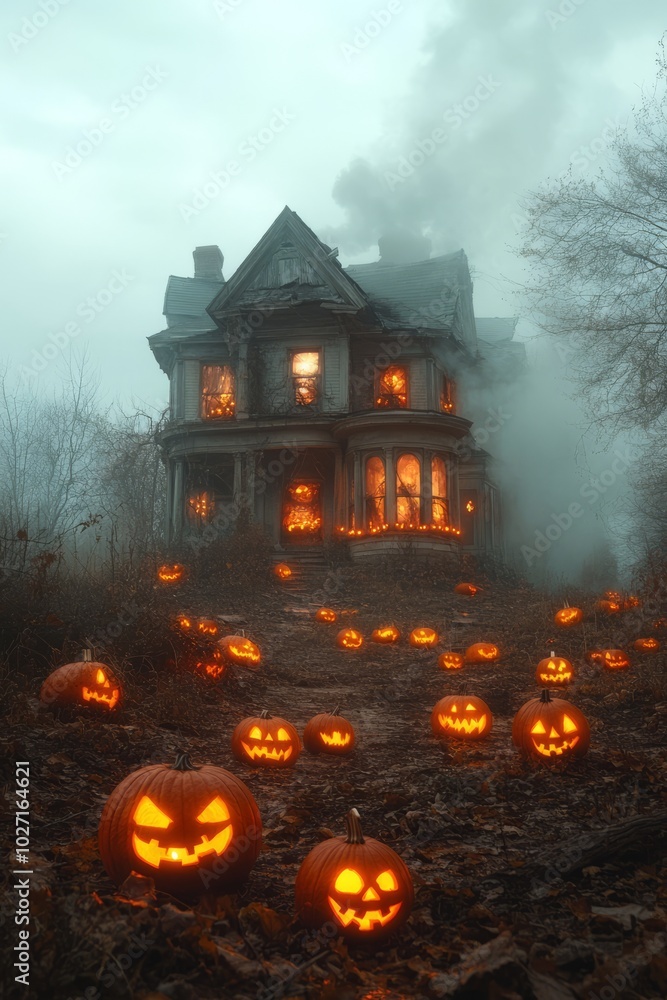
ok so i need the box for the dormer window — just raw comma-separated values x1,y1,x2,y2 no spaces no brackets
375,365,408,409
201,365,235,419
291,351,320,406
440,374,455,413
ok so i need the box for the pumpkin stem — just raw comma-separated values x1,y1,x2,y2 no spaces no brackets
259,710,272,719
331,705,340,716
344,808,365,844
81,648,93,662
539,689,552,704
172,752,199,771
550,650,555,658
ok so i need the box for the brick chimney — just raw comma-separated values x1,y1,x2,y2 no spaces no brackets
193,245,224,281
378,231,432,264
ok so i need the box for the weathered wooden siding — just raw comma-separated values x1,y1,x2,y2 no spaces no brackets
183,360,201,420
409,357,428,410
322,341,344,412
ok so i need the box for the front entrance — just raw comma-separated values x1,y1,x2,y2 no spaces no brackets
282,479,322,544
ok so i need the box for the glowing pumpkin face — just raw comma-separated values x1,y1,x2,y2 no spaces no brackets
512,690,590,760
231,711,301,768
98,753,261,897
371,626,401,644
454,582,479,596
336,628,364,650
274,563,292,580
438,651,464,671
554,607,583,627
633,637,660,653
315,608,337,623
217,635,261,668
535,652,574,687
409,627,438,648
303,707,355,755
464,642,499,663
294,809,413,943
40,654,121,712
197,619,219,636
624,595,641,609
596,599,622,615
157,563,185,583
175,614,192,631
599,649,630,670
195,649,225,679
431,695,492,740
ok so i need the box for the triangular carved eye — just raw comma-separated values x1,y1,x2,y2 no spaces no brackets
376,870,398,891
96,669,106,683
450,704,458,712
276,728,290,741
334,868,364,893
465,703,476,712
249,726,262,739
133,795,172,828
531,720,546,735
197,796,230,823
562,714,578,734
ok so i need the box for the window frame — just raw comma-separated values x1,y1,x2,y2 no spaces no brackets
290,349,322,409
374,363,410,410
200,363,236,421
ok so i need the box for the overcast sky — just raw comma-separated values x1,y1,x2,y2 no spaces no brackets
2,0,666,411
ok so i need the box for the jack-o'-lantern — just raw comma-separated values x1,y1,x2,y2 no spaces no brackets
624,595,641,609
409,627,439,648
599,648,630,670
274,563,292,580
217,635,261,668
294,808,413,943
454,583,479,596
464,642,499,663
554,606,583,627
303,706,355,755
596,598,622,615
512,690,590,759
195,649,225,680
535,651,574,687
157,563,185,584
633,637,660,653
231,710,300,768
438,651,464,671
40,650,121,711
585,649,604,665
98,751,261,897
315,608,337,623
197,619,219,636
336,628,363,650
603,590,622,601
175,614,193,631
371,625,401,644
431,695,492,740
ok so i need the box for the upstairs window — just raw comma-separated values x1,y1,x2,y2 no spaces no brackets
292,351,320,406
375,365,408,409
201,365,235,419
440,374,455,413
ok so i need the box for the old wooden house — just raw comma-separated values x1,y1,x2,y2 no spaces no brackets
149,207,524,565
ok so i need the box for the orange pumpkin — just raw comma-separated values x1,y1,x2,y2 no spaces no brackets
371,625,401,644
599,649,630,670
431,695,492,740
512,690,590,760
603,589,622,601
175,614,193,631
157,563,186,584
554,607,583,627
294,808,413,943
40,650,121,711
98,752,261,897
408,627,438,648
464,642,499,663
623,595,641,609
633,637,660,653
303,707,355,755
438,651,464,671
274,563,292,580
231,710,300,768
195,649,226,680
217,635,261,668
454,583,479,596
585,649,604,665
596,599,622,615
535,651,574,687
336,628,364,650
315,608,337,623
196,618,219,636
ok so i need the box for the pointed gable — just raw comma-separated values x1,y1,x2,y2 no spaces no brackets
207,206,371,318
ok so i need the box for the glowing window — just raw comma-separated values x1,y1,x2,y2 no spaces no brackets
186,490,215,523
375,365,408,409
201,365,235,419
292,351,320,406
365,456,386,529
431,456,448,526
282,480,322,536
396,453,421,525
440,375,455,413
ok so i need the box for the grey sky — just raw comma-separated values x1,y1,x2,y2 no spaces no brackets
1,0,665,411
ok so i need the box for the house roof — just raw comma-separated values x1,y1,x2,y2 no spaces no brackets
163,275,223,328
474,317,519,343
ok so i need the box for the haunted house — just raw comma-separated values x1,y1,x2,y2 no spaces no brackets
149,207,524,565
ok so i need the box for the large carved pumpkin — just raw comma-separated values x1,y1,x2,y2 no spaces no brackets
336,628,364,650
633,637,660,653
454,583,479,596
371,625,401,644
438,651,464,671
217,635,261,668
315,608,337,623
98,752,262,897
431,695,492,740
535,651,574,687
40,650,121,711
464,642,499,663
231,710,301,768
303,707,355,755
294,808,413,943
554,606,583,627
408,627,438,648
512,690,590,759
157,563,186,584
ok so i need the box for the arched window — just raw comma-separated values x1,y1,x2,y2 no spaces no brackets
365,456,386,529
375,365,408,409
431,456,448,525
396,453,421,525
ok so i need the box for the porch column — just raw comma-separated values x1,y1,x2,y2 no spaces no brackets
333,449,345,531
172,458,185,542
246,451,257,520
422,450,433,525
384,447,396,525
233,451,245,510
165,456,173,545
449,451,460,527
353,451,364,530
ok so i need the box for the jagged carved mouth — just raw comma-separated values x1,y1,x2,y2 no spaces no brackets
438,713,487,735
328,897,402,930
241,742,293,762
532,736,579,756
321,731,350,747
132,823,232,867
538,673,571,683
82,687,119,708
